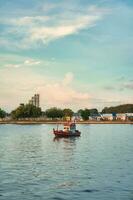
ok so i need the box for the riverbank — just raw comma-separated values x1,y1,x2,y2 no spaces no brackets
0,120,133,125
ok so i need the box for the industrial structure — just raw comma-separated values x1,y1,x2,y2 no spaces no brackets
29,94,40,107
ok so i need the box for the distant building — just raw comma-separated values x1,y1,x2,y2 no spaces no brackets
116,113,127,121
126,113,133,117
89,113,101,121
72,113,82,121
127,113,133,121
28,94,40,107
101,114,114,121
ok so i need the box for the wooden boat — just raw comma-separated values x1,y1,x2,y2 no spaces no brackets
53,122,81,137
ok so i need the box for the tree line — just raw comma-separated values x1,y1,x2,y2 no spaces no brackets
0,103,133,120
10,106,75,120
0,104,98,120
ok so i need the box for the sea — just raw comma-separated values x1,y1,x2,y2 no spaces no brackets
0,124,133,200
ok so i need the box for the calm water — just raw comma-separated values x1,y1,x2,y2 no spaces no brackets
0,124,133,200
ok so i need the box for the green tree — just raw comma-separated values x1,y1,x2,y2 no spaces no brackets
89,108,99,115
45,107,64,119
77,109,83,115
80,109,90,121
11,104,42,119
0,108,6,118
63,108,73,118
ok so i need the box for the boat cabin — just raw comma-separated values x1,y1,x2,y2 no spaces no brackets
63,123,76,133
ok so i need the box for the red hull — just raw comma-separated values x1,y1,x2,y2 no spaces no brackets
53,130,81,137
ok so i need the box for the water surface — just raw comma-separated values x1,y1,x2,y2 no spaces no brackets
0,124,133,200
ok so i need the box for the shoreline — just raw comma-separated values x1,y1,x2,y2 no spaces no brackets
0,120,133,125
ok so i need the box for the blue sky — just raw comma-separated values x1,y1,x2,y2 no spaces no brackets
0,0,133,111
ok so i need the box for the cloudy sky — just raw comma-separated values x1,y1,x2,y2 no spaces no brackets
0,0,133,112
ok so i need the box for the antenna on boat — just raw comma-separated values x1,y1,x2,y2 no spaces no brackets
57,124,59,131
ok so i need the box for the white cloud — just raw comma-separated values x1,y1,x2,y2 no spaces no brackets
0,5,109,48
24,59,41,65
5,59,41,68
29,15,101,44
5,64,21,68
37,82,90,109
0,16,49,26
0,67,132,112
62,72,74,86
0,69,90,111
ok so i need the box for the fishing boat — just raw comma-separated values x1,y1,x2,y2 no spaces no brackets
53,122,81,137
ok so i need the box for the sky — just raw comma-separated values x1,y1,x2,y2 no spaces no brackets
0,0,133,112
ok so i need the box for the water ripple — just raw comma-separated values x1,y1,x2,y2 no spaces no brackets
0,124,133,200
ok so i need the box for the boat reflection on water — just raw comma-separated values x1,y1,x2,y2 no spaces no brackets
53,136,79,143
53,136,80,162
